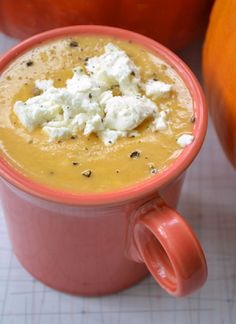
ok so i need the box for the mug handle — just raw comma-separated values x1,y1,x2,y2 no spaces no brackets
132,198,207,296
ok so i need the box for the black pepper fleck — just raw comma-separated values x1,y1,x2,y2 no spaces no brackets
110,84,119,90
72,162,79,166
82,170,92,177
130,71,135,76
69,40,78,47
116,169,120,173
26,60,34,67
33,87,41,96
148,162,155,169
153,78,158,81
151,168,158,175
89,93,92,99
71,136,77,140
57,140,62,144
190,115,196,123
130,151,141,159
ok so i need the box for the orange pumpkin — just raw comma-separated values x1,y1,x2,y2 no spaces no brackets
203,0,236,168
0,0,213,50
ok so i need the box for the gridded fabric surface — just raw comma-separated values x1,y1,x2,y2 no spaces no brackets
0,33,236,324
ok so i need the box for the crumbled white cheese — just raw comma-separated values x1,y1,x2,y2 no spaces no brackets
83,114,104,136
14,100,60,132
42,120,73,140
145,79,172,99
103,95,156,131
13,42,189,146
98,129,126,145
35,79,54,91
152,110,168,131
43,125,72,140
67,68,99,95
86,43,140,95
99,90,113,106
177,134,194,147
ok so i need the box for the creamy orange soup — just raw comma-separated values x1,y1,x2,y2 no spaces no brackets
0,36,194,192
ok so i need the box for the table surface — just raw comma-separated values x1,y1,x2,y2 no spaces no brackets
0,33,236,324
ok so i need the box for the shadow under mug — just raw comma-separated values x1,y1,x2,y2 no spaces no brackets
0,25,208,297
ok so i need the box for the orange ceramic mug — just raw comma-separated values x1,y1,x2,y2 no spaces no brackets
0,26,208,297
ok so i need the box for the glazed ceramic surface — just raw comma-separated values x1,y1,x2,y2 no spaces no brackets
0,26,208,296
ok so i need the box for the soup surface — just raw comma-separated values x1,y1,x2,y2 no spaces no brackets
0,36,194,192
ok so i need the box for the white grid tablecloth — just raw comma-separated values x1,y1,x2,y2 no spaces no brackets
0,33,236,324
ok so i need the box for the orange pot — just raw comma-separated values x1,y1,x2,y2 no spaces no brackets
203,0,236,168
0,0,213,50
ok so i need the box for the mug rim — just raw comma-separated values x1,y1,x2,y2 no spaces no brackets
0,25,207,206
